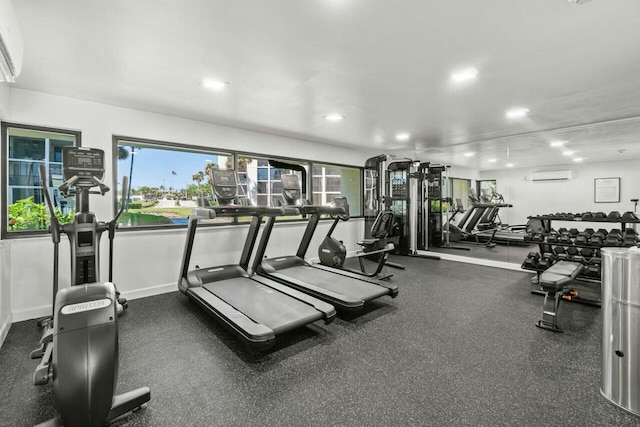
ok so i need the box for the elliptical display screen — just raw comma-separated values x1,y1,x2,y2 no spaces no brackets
62,147,105,181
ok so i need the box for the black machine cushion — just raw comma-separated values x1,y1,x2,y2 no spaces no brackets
359,209,397,249
371,209,394,239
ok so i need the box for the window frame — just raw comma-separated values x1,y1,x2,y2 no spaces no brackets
311,161,364,217
112,135,364,232
1,121,81,239
112,135,235,230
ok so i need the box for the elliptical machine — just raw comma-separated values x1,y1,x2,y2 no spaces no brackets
30,147,150,427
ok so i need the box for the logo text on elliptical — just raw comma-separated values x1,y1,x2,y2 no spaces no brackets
61,298,112,315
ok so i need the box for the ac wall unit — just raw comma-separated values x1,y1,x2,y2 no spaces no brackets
531,170,572,182
0,0,24,82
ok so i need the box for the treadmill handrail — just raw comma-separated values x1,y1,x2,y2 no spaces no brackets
285,204,344,216
199,205,287,217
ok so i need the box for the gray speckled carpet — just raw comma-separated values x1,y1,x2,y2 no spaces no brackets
1,257,638,427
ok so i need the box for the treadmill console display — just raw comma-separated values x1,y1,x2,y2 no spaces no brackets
281,174,301,202
333,197,349,219
212,169,238,203
62,147,105,185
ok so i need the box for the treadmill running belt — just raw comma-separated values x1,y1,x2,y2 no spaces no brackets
280,265,388,302
203,277,323,334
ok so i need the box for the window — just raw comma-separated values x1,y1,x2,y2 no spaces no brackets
312,164,362,217
476,180,497,203
1,123,79,237
240,155,308,210
110,136,363,229
449,178,471,211
115,137,233,227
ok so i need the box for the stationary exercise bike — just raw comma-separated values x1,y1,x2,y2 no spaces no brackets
30,147,150,427
318,197,402,279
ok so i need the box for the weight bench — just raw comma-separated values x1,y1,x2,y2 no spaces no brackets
535,261,584,332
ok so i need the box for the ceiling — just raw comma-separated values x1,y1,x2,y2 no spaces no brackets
9,0,640,170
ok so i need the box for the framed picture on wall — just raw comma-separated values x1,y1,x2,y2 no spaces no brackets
594,177,620,203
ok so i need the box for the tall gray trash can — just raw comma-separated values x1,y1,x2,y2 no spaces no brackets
601,247,640,416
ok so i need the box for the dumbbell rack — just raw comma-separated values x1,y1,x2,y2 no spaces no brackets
522,213,640,306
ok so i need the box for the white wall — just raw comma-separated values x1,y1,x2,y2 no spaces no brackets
0,83,12,345
0,241,11,345
0,82,10,118
6,89,373,322
448,165,480,182
480,160,640,226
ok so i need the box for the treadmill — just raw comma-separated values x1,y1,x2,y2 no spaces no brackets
178,169,335,350
252,174,399,312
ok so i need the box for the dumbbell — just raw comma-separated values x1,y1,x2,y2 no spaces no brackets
625,229,638,237
566,246,580,262
558,227,568,235
609,229,622,238
574,234,589,246
594,212,607,220
604,237,622,247
604,230,623,246
546,233,559,244
607,211,622,221
553,246,568,260
568,228,580,238
580,247,594,262
623,235,639,247
558,234,573,244
587,264,601,278
583,228,595,237
622,211,639,221
582,212,594,220
538,253,557,269
590,235,604,247
523,251,541,269
585,259,601,278
530,233,544,243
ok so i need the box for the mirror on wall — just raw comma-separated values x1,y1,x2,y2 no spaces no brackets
423,117,640,266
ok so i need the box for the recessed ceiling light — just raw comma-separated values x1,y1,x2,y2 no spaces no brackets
505,108,530,119
573,157,584,162
562,150,575,156
395,132,411,142
451,68,478,83
464,152,475,157
325,113,345,122
550,140,567,147
201,79,229,91
506,163,515,168
487,158,497,163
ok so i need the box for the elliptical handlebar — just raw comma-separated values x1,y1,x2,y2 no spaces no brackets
108,176,128,283
39,163,61,304
39,164,61,244
58,175,79,197
113,176,129,224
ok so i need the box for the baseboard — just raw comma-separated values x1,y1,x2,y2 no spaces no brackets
0,313,13,348
120,282,177,301
419,250,526,272
12,304,51,323
12,282,178,323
